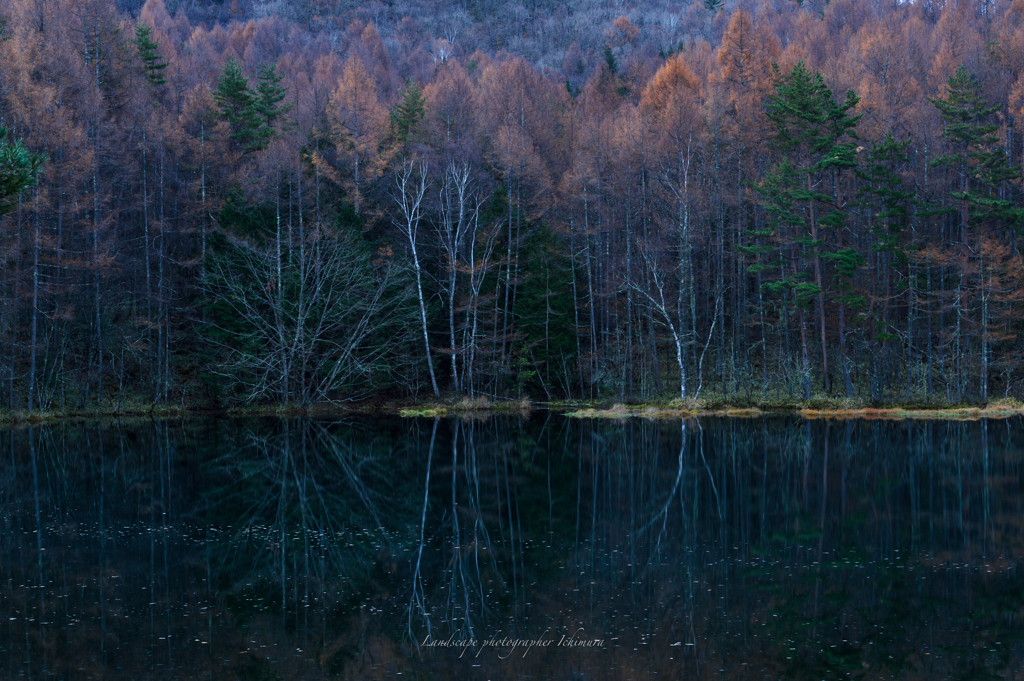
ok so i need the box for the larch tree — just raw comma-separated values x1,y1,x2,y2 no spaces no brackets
328,56,386,216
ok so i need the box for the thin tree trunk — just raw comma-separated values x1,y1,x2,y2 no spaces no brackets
142,128,154,399
568,218,584,398
28,190,40,411
413,243,439,396
396,161,438,396
93,25,104,405
809,173,829,394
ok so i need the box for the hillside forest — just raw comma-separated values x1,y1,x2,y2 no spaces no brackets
1,0,1023,410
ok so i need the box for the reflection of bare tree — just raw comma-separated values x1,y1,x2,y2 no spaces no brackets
204,418,410,643
406,418,508,647
2,417,1024,680
407,418,437,644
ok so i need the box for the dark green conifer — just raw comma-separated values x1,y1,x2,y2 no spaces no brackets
214,57,260,151
390,82,425,145
134,23,167,87
703,0,724,14
252,61,293,148
0,127,45,216
929,65,1020,245
858,133,914,262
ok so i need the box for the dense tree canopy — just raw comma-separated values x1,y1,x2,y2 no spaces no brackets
0,0,1022,409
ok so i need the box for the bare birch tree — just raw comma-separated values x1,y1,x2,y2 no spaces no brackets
393,158,439,396
436,161,473,391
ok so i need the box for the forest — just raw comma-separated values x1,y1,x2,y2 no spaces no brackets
0,0,1023,410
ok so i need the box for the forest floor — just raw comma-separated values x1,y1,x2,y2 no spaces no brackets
3,394,1024,423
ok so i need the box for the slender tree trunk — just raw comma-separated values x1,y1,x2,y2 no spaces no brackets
276,180,288,402
158,148,166,403
583,186,597,397
449,263,458,392
200,118,207,269
981,260,988,403
799,309,811,400
808,173,828,394
11,196,22,409
838,306,852,397
353,151,360,216
834,170,852,398
93,25,104,405
960,166,969,252
926,264,933,395
625,202,633,400
28,190,40,412
500,170,514,365
141,129,154,400
907,222,916,400
412,241,439,396
568,218,584,397
397,162,439,396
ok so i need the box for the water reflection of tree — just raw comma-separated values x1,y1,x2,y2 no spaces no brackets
662,418,1024,681
0,420,217,678
202,419,418,643
2,416,1023,680
397,416,1024,680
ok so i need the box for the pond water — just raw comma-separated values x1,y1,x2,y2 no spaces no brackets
1,415,1022,680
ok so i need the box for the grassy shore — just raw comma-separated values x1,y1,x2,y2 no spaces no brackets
3,393,1023,423
397,393,1024,420
376,393,1024,420
0,400,191,424
557,393,1024,420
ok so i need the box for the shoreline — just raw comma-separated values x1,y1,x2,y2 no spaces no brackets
562,404,1024,420
2,396,1024,423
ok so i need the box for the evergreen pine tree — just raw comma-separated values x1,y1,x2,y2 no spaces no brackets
857,133,915,400
857,133,914,263
703,0,724,14
753,158,815,303
390,81,425,145
762,60,862,396
134,23,167,87
603,45,618,74
0,127,45,216
930,65,1021,246
214,57,259,151
252,61,293,149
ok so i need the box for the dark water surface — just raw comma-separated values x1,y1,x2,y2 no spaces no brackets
1,415,1023,680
